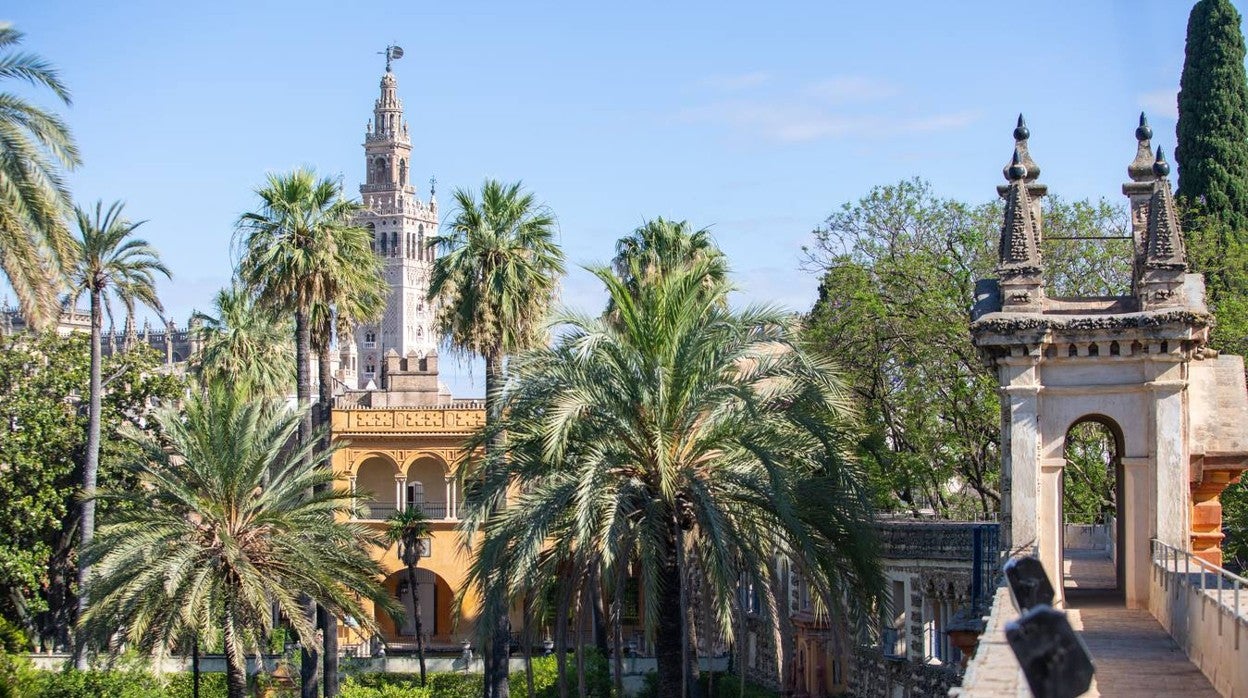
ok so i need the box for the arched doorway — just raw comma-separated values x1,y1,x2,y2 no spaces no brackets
379,569,455,648
1061,417,1124,593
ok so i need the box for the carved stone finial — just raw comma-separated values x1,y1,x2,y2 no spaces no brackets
998,173,1043,276
1003,114,1041,183
1007,148,1028,181
1153,146,1171,178
1136,112,1152,141
1128,113,1157,182
1014,114,1030,141
1144,169,1187,271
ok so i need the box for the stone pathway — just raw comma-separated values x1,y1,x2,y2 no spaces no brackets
1066,589,1221,697
1063,548,1117,589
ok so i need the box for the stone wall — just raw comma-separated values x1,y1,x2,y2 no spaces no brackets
849,645,960,698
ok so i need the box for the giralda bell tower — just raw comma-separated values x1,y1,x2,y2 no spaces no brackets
352,46,439,388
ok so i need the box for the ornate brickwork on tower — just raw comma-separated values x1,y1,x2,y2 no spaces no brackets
347,60,439,390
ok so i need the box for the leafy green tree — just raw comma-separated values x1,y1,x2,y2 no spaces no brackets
385,508,432,686
428,179,564,698
805,179,1133,517
0,332,180,649
192,283,293,400
236,167,366,696
0,23,80,329
460,256,881,698
79,388,398,698
64,200,169,668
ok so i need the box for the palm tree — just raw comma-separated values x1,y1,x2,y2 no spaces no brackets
309,224,386,697
385,508,433,686
192,283,293,400
0,23,81,329
428,179,565,698
611,217,727,299
65,200,169,669
236,168,365,697
78,387,398,698
459,256,883,697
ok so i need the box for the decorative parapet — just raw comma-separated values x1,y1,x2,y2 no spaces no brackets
331,406,486,435
875,520,1000,563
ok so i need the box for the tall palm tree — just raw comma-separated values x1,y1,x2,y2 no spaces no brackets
0,23,81,329
385,508,433,686
459,257,883,698
611,217,727,299
192,283,293,400
65,200,168,669
236,168,365,697
78,387,399,698
428,179,564,698
309,220,385,697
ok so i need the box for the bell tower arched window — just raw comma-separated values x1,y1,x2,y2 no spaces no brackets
391,231,399,257
400,159,408,187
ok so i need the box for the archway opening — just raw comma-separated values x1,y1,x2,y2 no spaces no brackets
1061,417,1123,592
378,568,456,649
356,456,398,520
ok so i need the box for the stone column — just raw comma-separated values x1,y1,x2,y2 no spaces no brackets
1190,468,1242,565
1002,365,1041,558
395,476,407,514
1120,456,1150,608
1039,457,1065,605
1149,376,1187,549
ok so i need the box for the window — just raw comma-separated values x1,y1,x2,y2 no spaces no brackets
738,576,760,615
365,364,375,375
883,579,906,658
391,231,399,257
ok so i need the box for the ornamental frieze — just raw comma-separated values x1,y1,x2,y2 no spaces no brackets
336,408,486,434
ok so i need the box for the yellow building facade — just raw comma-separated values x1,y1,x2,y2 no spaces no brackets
330,402,486,652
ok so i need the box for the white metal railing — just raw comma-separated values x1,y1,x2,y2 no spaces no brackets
1151,538,1247,619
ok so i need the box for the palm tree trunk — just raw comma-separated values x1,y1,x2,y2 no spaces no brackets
555,570,572,698
193,635,201,698
74,289,104,671
523,588,535,698
405,562,427,686
317,344,340,697
484,350,510,698
611,566,625,698
224,612,248,698
655,518,685,698
295,309,320,698
575,586,587,698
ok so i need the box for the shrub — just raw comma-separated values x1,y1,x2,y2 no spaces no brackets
21,667,165,698
426,672,483,698
508,650,610,698
340,677,432,698
164,672,229,698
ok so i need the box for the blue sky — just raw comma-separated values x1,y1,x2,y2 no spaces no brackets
6,1,1227,396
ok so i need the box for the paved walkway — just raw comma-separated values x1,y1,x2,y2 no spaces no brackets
1063,548,1117,589
1066,589,1221,697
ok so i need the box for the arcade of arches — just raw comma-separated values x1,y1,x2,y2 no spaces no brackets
330,405,486,650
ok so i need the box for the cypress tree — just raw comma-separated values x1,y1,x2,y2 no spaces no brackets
1177,0,1248,572
1177,0,1248,231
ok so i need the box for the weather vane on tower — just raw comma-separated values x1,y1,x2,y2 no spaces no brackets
380,44,404,72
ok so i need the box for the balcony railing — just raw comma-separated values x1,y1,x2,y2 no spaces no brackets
1152,538,1247,618
360,502,450,521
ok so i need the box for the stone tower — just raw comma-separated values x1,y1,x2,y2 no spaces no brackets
351,59,439,388
971,115,1248,609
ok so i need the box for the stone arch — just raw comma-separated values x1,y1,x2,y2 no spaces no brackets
379,568,455,643
405,453,451,519
354,453,401,519
1061,414,1124,591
